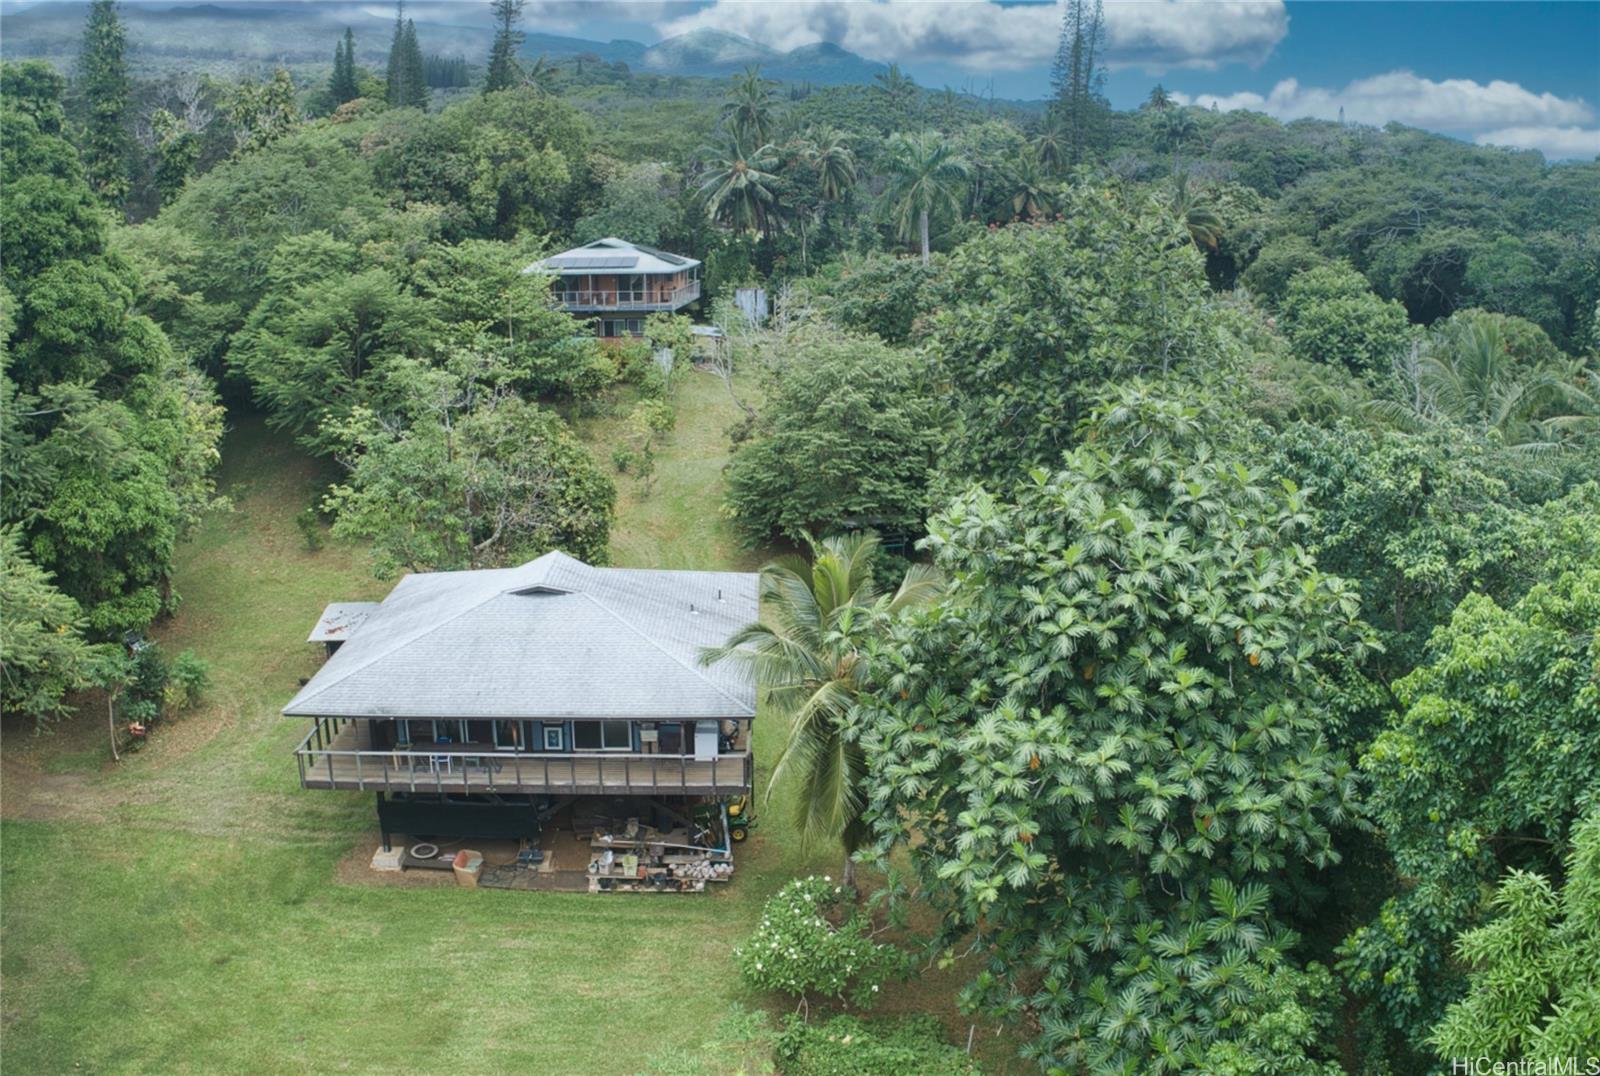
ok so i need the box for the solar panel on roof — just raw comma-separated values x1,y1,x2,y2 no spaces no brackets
632,243,688,266
548,255,639,269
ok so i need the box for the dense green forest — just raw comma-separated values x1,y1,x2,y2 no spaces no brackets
3,2,1598,1073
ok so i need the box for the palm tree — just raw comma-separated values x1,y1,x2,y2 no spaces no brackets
1375,313,1594,450
873,63,917,121
801,125,857,202
521,55,555,95
698,137,781,237
1161,106,1199,175
881,130,969,265
699,533,940,887
1169,173,1223,251
1408,313,1568,448
1145,84,1173,112
721,65,775,148
1005,149,1056,220
1543,366,1600,442
786,126,855,271
1033,116,1068,174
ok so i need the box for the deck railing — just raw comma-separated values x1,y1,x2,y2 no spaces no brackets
293,717,751,796
556,280,701,311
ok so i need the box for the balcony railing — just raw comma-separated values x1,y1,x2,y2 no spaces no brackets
555,280,701,312
293,717,751,796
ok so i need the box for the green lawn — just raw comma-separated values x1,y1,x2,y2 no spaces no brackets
569,366,772,573
0,373,1017,1074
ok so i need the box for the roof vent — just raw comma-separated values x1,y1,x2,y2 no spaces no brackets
510,584,572,596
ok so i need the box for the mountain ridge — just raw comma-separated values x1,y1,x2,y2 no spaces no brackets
0,4,889,86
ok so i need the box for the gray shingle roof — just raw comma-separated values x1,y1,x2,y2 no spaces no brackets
525,237,701,276
282,552,757,720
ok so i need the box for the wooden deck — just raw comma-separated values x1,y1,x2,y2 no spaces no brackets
295,719,751,796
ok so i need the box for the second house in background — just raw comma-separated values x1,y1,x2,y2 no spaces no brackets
526,238,703,339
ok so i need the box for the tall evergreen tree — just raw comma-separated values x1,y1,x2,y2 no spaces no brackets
329,27,359,104
75,0,131,205
484,0,525,94
423,55,471,89
400,19,427,107
385,3,405,106
385,3,427,108
329,34,346,102
1049,0,1108,166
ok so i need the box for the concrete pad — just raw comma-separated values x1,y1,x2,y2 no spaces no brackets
370,844,405,872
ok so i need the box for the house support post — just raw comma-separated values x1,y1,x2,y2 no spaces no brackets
377,792,391,852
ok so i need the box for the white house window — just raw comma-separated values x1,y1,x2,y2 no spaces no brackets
542,725,564,751
573,720,630,751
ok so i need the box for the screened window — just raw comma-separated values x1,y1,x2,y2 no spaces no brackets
573,720,631,751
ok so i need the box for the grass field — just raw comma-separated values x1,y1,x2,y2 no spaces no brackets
0,371,1019,1075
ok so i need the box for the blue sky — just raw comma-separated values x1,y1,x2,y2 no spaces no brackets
510,0,1600,159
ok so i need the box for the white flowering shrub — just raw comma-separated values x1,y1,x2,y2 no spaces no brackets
735,876,910,1009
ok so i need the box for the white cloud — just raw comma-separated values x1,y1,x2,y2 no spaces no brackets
523,1,682,31
1172,71,1595,135
656,1,1287,73
353,1,678,34
1475,125,1600,160
1107,2,1287,72
354,3,492,23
